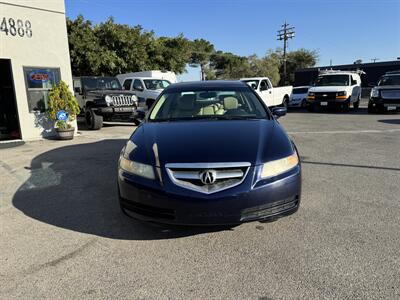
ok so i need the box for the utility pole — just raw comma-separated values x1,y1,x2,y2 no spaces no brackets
371,58,379,63
277,22,295,84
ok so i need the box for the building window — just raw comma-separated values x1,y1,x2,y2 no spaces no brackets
23,67,61,112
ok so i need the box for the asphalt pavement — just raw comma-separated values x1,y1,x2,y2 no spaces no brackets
1,107,399,299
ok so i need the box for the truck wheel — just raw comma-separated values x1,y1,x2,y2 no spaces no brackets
282,96,289,108
85,108,103,130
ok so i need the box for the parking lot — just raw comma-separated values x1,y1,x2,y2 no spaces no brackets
1,106,399,299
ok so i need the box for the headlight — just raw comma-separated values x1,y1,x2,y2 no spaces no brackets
337,91,347,96
119,140,155,179
370,88,379,98
260,152,299,179
119,157,155,179
105,95,113,106
131,95,137,101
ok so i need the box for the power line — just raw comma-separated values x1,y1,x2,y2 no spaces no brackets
277,22,295,84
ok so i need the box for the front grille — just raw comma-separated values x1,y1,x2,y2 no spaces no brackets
381,90,400,100
111,95,135,107
165,162,251,194
315,92,337,101
241,196,299,221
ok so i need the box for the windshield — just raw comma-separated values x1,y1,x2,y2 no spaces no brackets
82,77,122,91
293,87,309,94
378,75,400,86
149,88,268,121
242,80,259,90
143,79,171,90
315,75,350,86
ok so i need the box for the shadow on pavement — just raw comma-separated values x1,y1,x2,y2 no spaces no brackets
377,119,400,125
12,139,231,240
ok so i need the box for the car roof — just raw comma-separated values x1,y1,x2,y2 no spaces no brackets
164,80,249,92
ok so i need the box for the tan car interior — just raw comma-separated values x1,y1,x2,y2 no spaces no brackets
172,94,243,117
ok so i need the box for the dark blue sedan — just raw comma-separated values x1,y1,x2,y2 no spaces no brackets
117,81,301,225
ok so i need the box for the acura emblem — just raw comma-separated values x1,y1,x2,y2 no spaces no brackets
199,170,217,185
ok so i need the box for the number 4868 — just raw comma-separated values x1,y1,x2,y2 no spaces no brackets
0,17,32,38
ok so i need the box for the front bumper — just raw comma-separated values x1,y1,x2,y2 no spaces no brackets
307,97,350,107
369,97,400,112
96,106,137,116
118,166,301,225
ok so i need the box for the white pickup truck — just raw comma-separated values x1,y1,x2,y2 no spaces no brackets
241,77,293,107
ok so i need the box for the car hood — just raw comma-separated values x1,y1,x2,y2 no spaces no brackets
86,90,135,97
145,89,163,97
375,85,400,90
309,86,349,92
128,120,294,166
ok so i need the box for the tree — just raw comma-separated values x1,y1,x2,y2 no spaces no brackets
210,51,252,79
283,48,318,84
189,39,215,80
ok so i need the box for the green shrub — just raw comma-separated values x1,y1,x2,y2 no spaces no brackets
48,81,80,129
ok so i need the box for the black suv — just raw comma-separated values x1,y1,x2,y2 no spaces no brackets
73,76,139,129
368,71,400,113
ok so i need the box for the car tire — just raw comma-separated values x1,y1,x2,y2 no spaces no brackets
367,105,375,114
282,96,289,108
146,98,155,109
85,108,103,130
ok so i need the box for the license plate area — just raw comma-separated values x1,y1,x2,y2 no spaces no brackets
320,102,328,106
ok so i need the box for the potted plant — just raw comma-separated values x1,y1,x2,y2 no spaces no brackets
48,81,80,140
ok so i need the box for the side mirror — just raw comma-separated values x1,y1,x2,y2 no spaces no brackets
272,107,287,118
368,82,376,87
74,87,82,94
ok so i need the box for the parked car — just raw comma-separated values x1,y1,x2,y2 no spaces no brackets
117,80,301,225
241,77,293,107
117,70,176,109
289,86,310,108
368,70,400,113
73,76,139,129
306,70,363,111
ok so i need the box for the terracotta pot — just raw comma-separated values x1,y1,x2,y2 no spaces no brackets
56,127,75,140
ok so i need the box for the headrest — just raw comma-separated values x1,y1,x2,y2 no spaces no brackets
224,97,239,110
178,94,196,110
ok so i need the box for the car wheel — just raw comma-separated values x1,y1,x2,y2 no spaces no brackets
85,108,103,130
282,96,289,108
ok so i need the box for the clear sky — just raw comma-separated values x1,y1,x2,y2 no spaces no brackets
65,0,400,81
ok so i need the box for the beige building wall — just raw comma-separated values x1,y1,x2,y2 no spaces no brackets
0,0,74,140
